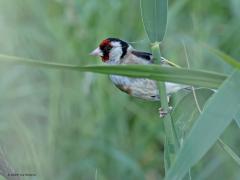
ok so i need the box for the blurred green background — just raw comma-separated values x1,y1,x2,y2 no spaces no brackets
0,0,239,179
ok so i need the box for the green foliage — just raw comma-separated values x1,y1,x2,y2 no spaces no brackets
0,54,226,88
141,0,180,173
207,46,240,69
0,0,240,180
140,0,168,42
166,70,240,180
235,112,240,128
171,89,214,141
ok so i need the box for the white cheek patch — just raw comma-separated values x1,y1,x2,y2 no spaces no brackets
109,41,122,63
111,41,121,47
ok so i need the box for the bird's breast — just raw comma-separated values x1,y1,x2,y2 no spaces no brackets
109,75,134,86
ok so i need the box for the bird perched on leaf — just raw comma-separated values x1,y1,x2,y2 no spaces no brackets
90,38,188,104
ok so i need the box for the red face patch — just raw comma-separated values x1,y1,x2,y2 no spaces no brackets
101,55,109,62
100,39,111,49
99,39,112,62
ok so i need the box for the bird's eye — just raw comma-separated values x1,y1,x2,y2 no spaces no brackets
104,45,112,52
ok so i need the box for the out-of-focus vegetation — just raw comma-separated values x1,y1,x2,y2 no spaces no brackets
0,0,240,179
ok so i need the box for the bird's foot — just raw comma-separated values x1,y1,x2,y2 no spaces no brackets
159,106,173,118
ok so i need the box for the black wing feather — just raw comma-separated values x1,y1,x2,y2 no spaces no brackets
132,51,153,62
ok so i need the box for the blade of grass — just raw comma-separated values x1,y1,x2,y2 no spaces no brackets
187,43,240,167
217,139,240,166
206,46,240,129
207,46,240,69
166,70,240,180
234,111,240,128
0,54,226,89
182,41,196,180
171,89,214,141
140,0,168,42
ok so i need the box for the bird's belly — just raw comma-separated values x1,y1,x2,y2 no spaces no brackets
110,75,135,87
109,75,160,101
110,75,188,101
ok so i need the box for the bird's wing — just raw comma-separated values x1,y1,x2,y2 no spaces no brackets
131,50,153,62
130,50,175,67
126,50,153,64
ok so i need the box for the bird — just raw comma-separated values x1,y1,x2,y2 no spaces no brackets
90,37,188,104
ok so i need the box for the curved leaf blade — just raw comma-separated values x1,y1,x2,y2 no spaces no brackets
207,46,240,69
81,65,226,89
0,54,226,88
171,89,214,141
166,70,240,180
140,0,168,42
234,111,240,128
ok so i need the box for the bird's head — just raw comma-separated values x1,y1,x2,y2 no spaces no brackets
90,38,130,63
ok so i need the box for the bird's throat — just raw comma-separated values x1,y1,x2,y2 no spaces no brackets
101,55,109,62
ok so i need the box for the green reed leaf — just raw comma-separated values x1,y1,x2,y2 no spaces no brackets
207,46,240,69
0,54,226,89
166,70,240,180
140,0,168,42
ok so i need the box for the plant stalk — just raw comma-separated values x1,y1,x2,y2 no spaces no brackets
151,42,179,169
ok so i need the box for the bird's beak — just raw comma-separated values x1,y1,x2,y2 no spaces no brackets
90,47,103,56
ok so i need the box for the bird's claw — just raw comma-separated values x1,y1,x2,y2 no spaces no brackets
159,106,173,118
